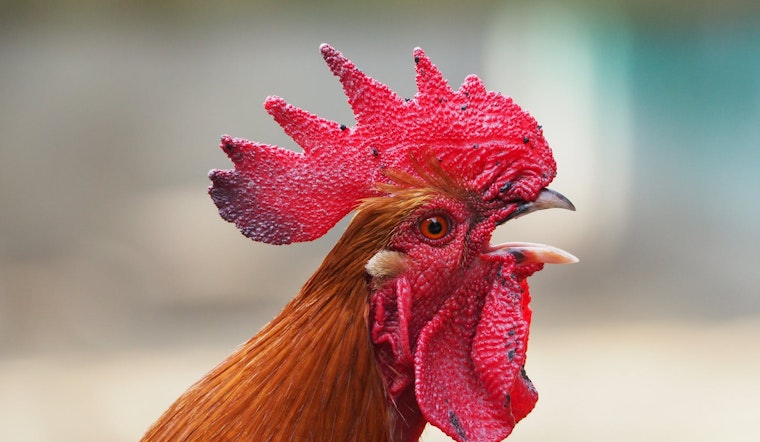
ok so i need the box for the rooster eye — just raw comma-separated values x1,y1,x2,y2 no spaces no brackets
419,215,450,240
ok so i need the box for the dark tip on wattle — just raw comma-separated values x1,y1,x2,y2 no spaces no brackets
520,366,530,382
414,55,420,64
520,366,537,392
523,136,530,144
499,181,513,193
448,411,467,441
339,124,347,131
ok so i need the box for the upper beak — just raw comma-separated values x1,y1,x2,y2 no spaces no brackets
503,188,576,222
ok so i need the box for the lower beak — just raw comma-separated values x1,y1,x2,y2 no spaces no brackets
485,241,578,264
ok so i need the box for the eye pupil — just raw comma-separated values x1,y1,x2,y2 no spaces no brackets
427,219,443,235
420,215,450,240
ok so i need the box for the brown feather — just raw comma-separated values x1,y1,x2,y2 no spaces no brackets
142,181,448,442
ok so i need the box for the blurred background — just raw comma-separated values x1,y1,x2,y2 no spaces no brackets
1,0,759,440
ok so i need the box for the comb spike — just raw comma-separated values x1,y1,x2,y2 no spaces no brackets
265,96,345,154
459,74,488,98
413,47,455,106
320,43,404,125
210,44,557,245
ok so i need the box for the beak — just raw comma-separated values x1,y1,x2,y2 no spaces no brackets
485,242,579,264
488,187,578,265
503,188,576,222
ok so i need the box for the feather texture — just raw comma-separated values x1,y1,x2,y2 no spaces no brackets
143,183,442,442
145,45,576,442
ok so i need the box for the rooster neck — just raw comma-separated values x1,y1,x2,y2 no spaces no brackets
143,203,426,442
296,204,430,442
143,257,391,441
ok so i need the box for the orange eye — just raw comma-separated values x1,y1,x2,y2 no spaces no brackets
419,215,450,240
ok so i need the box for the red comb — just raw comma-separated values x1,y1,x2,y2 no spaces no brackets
209,44,555,244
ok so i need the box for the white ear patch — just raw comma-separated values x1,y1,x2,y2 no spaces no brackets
366,250,408,282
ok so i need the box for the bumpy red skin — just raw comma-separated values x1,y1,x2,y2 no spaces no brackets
210,44,554,245
209,45,556,441
369,194,542,442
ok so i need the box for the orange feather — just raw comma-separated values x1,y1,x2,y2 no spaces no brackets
142,183,443,442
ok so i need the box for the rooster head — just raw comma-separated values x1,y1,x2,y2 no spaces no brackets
209,44,576,442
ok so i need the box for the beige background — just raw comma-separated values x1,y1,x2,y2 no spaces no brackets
1,1,759,441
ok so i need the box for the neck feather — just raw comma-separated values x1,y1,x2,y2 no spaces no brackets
143,199,424,442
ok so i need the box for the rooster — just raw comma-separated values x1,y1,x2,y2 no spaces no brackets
142,44,576,442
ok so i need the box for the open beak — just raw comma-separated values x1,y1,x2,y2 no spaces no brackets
488,188,579,265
